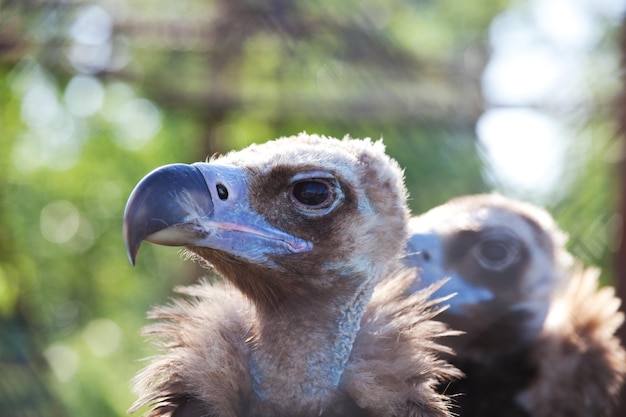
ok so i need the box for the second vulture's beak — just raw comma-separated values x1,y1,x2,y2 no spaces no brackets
123,162,313,266
404,229,493,313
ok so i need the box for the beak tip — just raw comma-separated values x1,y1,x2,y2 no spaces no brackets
124,240,139,266
123,221,138,266
123,224,140,266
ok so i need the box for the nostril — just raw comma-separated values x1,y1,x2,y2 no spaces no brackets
216,184,228,200
421,250,431,262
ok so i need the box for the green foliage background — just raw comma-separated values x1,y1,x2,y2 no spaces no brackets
0,1,622,416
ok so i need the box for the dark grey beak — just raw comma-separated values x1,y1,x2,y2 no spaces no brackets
123,164,213,265
404,226,493,313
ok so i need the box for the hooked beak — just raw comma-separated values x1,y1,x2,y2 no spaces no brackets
123,162,313,266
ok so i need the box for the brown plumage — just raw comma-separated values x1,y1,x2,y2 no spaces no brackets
123,133,460,417
404,193,626,417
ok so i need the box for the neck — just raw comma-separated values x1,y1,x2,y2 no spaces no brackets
248,270,379,413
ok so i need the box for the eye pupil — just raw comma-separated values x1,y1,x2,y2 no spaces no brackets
292,181,330,206
216,184,228,200
480,241,508,262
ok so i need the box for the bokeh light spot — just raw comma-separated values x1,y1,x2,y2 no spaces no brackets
476,108,566,203
64,75,105,117
112,98,162,150
40,201,81,244
83,319,123,357
69,5,112,45
44,344,79,383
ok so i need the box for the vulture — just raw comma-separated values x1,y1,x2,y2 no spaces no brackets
123,133,460,417
404,193,626,417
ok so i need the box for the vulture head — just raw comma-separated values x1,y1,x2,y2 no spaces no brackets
125,133,409,311
404,194,626,417
123,134,458,417
405,193,573,355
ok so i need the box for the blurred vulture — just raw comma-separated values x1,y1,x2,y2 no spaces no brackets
123,134,460,417
404,193,626,417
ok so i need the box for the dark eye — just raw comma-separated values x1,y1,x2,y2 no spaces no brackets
474,237,520,271
291,180,331,207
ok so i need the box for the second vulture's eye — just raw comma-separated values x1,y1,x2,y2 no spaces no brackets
473,233,521,271
480,240,508,262
291,180,332,207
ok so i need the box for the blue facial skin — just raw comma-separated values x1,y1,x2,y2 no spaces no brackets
404,232,493,314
